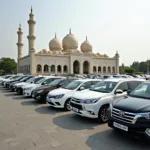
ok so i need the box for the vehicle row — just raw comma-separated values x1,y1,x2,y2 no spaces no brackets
0,74,150,139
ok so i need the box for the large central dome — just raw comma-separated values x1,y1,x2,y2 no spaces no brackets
62,29,78,50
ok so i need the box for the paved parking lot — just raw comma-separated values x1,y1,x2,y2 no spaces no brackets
0,86,149,150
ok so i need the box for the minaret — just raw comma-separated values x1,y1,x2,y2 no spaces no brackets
16,24,23,73
27,6,36,54
27,7,36,75
17,24,23,59
115,51,120,74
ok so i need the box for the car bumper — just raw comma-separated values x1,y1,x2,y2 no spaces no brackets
70,102,98,118
108,117,150,138
46,97,64,108
23,89,32,97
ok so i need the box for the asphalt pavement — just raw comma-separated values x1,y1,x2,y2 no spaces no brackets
0,86,149,150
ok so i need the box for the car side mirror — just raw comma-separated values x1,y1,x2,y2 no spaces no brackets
79,87,85,91
115,89,123,94
57,84,61,88
42,82,46,85
127,89,132,95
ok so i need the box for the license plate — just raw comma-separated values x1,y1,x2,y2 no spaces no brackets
113,122,128,132
72,107,79,112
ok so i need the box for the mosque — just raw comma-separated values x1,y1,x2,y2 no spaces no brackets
17,8,119,75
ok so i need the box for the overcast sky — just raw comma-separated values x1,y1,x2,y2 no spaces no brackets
1,0,150,65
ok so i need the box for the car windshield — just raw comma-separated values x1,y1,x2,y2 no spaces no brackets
36,77,47,84
20,76,27,81
64,81,82,90
26,78,34,83
4,76,11,79
130,83,150,99
48,79,63,86
90,81,118,93
11,76,19,79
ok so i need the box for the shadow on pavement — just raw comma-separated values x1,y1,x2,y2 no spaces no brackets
4,93,18,97
53,113,100,130
21,100,40,106
12,96,31,100
35,106,65,115
86,129,150,150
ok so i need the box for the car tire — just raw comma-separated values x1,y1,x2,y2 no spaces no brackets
42,95,47,104
98,105,109,123
64,98,71,111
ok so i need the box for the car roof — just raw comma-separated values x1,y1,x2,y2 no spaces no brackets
76,79,102,82
104,78,145,82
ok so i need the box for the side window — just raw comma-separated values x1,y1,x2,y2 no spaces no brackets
91,81,100,86
117,82,128,92
60,80,69,86
127,81,139,91
81,81,91,89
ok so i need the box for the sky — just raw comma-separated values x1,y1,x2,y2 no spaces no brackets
1,0,150,66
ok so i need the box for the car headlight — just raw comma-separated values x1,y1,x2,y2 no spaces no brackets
54,94,64,99
37,90,44,93
140,113,150,119
81,98,100,104
25,87,32,90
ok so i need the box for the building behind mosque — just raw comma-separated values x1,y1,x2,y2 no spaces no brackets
17,8,120,75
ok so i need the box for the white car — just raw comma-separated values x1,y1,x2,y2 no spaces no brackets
23,76,65,97
46,79,102,111
3,75,22,87
15,76,45,95
70,78,145,123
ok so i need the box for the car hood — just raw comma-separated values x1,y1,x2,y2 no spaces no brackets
72,89,109,99
35,85,54,91
15,82,26,87
49,88,72,95
11,81,20,85
113,96,150,113
26,84,41,89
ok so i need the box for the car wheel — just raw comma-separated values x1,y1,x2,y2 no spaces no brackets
64,99,71,111
98,105,109,123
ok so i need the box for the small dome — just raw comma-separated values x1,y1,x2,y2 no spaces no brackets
42,49,48,54
81,36,93,52
62,29,78,50
49,33,62,51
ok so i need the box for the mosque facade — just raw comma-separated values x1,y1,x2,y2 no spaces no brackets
17,8,120,75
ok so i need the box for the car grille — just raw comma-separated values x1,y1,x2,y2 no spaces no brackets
112,108,136,124
71,98,82,104
70,102,82,110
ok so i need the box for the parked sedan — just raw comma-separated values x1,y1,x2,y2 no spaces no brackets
23,76,64,97
46,79,101,111
15,76,43,95
32,78,75,103
108,82,150,139
9,76,34,91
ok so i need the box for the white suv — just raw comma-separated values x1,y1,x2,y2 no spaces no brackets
46,79,102,111
70,78,145,123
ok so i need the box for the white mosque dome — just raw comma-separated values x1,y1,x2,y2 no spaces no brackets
49,34,62,51
81,36,93,52
62,29,78,50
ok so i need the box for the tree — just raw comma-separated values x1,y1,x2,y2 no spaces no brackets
0,57,17,74
124,67,135,74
